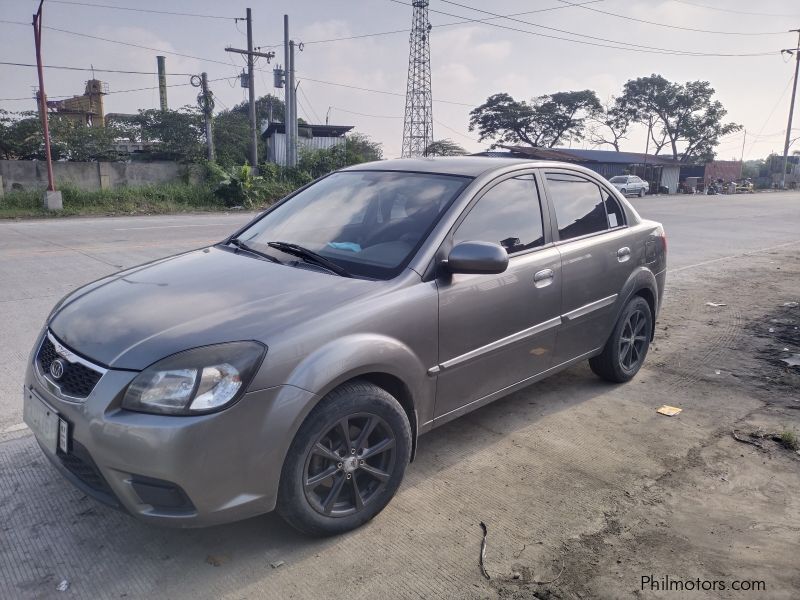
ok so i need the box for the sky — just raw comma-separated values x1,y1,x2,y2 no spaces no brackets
1,0,799,160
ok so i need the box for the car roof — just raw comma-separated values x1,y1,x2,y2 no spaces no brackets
341,156,544,178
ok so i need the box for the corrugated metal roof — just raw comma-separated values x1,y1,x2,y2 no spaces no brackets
496,145,685,166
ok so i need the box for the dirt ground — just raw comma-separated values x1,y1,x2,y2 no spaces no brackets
1,238,798,599
492,247,800,600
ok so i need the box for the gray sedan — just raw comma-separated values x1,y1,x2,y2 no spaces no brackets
23,157,666,536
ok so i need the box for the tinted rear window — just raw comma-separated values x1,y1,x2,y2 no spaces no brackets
546,173,609,241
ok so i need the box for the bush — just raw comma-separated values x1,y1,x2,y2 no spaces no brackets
211,164,296,209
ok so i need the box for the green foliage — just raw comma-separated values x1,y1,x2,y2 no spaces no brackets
620,74,741,162
425,139,467,156
211,164,296,209
0,183,220,219
0,110,53,160
132,107,205,162
469,90,601,148
297,133,383,179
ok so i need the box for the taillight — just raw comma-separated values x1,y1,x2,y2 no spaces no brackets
655,226,667,253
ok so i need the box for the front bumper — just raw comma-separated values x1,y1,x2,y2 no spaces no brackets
24,350,316,528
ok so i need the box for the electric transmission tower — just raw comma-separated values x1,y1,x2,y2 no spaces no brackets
401,0,433,157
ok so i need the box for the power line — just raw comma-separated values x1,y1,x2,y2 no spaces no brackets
433,118,480,144
554,0,788,35
0,76,238,104
746,74,796,155
669,0,800,18
292,0,607,47
428,0,777,57
295,74,475,107
330,106,402,119
40,0,239,20
297,85,322,123
0,61,196,76
0,19,235,67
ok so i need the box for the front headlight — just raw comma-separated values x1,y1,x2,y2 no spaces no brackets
122,342,266,415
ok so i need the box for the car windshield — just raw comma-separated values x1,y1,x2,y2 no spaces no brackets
609,176,627,183
232,170,471,279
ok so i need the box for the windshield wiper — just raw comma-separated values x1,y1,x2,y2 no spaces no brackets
228,238,283,264
267,241,352,277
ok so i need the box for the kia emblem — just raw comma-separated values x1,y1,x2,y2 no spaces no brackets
50,359,66,380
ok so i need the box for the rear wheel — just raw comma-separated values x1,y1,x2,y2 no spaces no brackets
589,296,652,383
276,380,412,536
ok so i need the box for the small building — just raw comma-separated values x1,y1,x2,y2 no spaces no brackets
262,123,354,166
478,146,686,194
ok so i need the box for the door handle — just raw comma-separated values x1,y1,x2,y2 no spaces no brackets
616,247,631,263
533,268,554,288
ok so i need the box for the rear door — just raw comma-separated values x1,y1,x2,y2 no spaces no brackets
434,173,561,420
542,170,638,364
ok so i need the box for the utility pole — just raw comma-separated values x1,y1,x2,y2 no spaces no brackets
225,8,274,172
740,130,747,177
781,29,800,189
32,0,61,210
283,15,297,168
192,73,215,161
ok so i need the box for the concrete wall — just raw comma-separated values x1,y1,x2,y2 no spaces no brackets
0,160,202,193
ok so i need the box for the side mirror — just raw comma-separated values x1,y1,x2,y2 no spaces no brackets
444,241,508,275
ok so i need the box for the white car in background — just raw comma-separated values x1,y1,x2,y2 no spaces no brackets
608,175,649,197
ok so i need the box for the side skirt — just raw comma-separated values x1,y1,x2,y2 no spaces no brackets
422,347,602,431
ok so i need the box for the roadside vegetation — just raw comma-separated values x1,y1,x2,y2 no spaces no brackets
0,93,384,219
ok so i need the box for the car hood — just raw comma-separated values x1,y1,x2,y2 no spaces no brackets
49,246,377,370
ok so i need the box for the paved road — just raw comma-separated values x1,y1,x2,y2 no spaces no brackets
1,192,799,432
0,193,798,599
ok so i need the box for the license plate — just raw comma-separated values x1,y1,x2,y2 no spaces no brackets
23,388,67,455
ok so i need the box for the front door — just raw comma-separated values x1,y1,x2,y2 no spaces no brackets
542,170,637,363
434,174,562,420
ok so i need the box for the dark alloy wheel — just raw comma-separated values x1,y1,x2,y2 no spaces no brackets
303,413,396,517
589,295,652,383
277,380,411,536
618,308,648,374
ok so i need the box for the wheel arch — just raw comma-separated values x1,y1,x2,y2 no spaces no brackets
614,267,659,341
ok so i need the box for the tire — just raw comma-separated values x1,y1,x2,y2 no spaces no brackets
276,380,412,536
638,188,646,197
620,188,627,195
589,296,652,383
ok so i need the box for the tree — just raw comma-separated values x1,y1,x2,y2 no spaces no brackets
298,133,383,179
620,74,741,162
588,98,633,151
133,107,204,162
469,90,601,148
425,139,467,156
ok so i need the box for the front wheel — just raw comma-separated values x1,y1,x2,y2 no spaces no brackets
589,296,652,383
276,380,412,536
639,188,646,197
620,188,627,195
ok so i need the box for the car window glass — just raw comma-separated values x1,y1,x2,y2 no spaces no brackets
239,171,470,279
604,192,625,228
546,173,609,241
454,176,544,254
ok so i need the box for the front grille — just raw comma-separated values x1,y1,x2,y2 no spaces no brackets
57,441,115,498
37,336,103,398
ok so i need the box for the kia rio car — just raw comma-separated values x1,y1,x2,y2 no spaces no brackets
24,157,666,536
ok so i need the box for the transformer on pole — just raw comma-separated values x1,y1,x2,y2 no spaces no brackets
401,0,433,158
